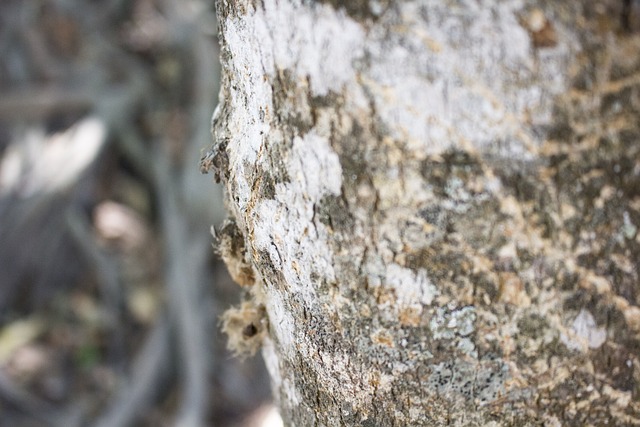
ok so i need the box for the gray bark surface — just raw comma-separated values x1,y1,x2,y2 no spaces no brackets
204,0,640,425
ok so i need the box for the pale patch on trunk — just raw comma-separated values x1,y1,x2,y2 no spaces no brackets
207,0,640,424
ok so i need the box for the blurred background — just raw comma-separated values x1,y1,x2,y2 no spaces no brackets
0,0,274,426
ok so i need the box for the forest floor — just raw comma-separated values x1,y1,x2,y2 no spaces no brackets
0,0,272,426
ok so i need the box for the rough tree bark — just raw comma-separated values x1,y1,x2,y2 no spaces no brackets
202,0,640,425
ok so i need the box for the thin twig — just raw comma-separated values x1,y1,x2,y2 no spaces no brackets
65,208,126,371
0,88,93,120
153,146,211,427
91,314,173,427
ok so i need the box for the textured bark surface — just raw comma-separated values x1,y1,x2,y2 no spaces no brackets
203,0,640,425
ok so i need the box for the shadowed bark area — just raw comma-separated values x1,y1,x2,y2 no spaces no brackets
205,0,640,425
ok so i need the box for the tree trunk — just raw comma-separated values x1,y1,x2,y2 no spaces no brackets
203,0,640,425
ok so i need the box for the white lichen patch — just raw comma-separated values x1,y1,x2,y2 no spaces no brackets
386,263,438,309
285,133,343,199
250,133,342,357
263,287,296,356
231,1,364,97
218,1,353,366
264,336,302,408
560,309,607,351
262,338,302,408
430,305,477,341
358,1,574,158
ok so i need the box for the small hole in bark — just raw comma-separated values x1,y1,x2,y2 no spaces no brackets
243,323,258,338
